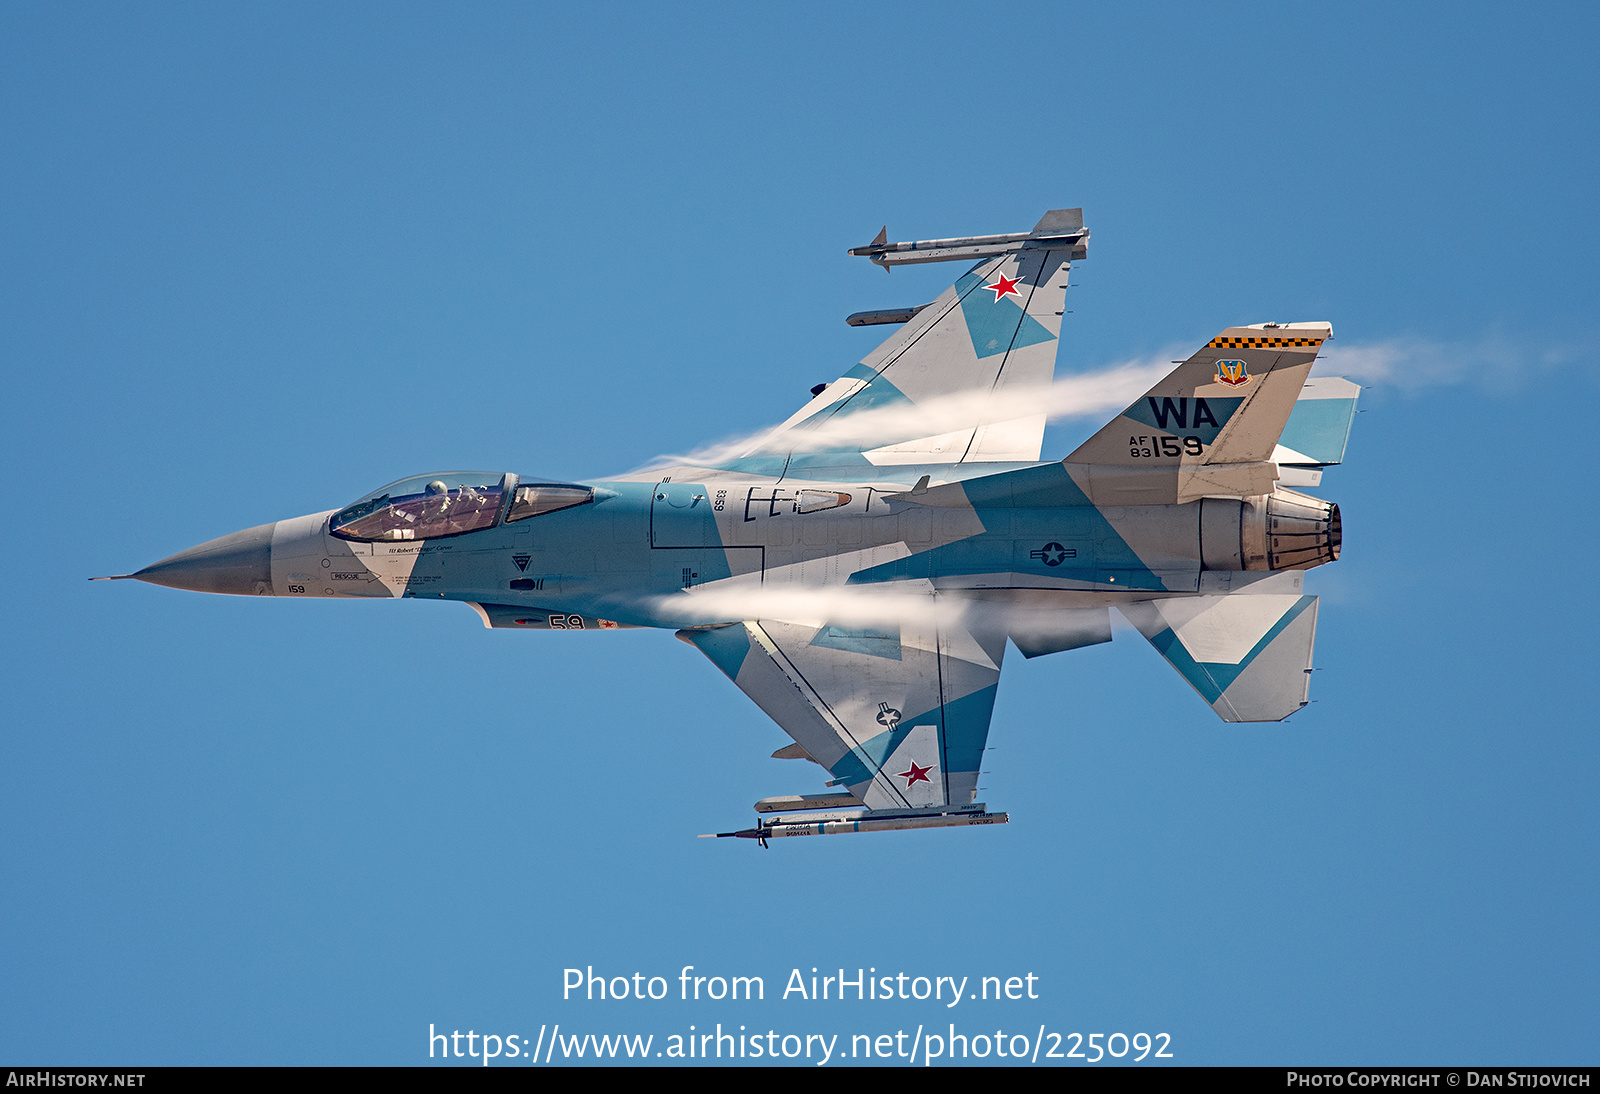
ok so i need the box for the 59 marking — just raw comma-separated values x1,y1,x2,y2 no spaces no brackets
1128,434,1203,458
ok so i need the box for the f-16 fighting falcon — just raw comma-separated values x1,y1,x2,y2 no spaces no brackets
99,209,1356,845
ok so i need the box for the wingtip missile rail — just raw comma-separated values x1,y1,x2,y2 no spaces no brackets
702,804,1010,846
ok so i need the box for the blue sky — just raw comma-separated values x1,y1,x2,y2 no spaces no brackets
3,2,1597,1066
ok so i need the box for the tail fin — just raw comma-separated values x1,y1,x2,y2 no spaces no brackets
1065,323,1330,504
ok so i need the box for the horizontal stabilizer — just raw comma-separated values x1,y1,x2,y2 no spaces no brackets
1118,580,1318,722
1277,376,1360,466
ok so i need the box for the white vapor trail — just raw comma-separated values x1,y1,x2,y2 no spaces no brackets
652,579,1087,647
1314,336,1578,390
635,335,1566,473
640,350,1181,471
653,581,960,631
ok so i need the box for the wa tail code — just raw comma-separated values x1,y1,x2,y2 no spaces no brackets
1146,396,1224,430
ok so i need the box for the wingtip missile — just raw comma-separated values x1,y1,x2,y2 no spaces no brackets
710,806,1009,843
848,209,1088,267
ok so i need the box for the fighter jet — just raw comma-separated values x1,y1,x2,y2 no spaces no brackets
100,209,1356,844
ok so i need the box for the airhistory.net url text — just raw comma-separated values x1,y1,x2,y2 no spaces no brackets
428,1023,1173,1065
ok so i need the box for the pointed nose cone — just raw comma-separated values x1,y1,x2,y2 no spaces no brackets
133,522,277,596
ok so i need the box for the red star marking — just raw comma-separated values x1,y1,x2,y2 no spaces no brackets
984,272,1022,302
897,760,934,787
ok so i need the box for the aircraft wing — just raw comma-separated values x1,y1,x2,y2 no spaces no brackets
721,210,1086,476
678,603,1006,810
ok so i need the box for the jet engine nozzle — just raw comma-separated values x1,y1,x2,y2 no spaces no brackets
1241,488,1340,572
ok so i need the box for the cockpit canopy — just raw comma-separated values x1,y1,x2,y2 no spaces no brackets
328,471,594,542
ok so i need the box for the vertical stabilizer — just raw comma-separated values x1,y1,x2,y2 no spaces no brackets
1064,323,1330,504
